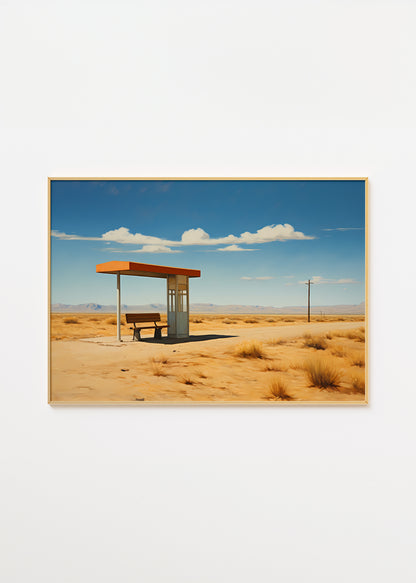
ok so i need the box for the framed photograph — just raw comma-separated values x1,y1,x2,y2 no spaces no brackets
49,178,367,404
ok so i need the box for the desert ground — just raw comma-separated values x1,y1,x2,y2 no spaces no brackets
50,313,366,403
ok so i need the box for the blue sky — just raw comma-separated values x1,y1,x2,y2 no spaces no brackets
50,179,366,307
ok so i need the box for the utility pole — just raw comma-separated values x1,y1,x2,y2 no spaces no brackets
305,279,314,322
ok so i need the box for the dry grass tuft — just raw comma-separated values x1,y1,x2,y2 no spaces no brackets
263,360,288,372
303,334,328,350
244,318,258,324
223,318,236,324
303,357,341,388
180,375,195,385
345,329,365,342
266,318,276,323
234,341,266,359
191,317,204,323
106,317,125,325
348,351,365,368
151,355,169,365
289,359,304,370
350,370,365,394
266,337,287,346
63,317,79,324
283,318,295,322
152,363,168,377
266,376,293,400
88,317,99,321
195,369,208,379
332,328,365,342
330,343,348,358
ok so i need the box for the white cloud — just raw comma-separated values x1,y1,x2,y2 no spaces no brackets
132,245,181,253
52,222,314,249
181,228,211,244
298,276,359,285
238,223,314,243
241,276,274,280
107,244,181,254
323,227,364,231
335,278,360,284
102,227,164,245
217,244,256,252
51,230,102,241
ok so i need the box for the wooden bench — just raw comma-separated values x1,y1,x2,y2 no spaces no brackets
125,313,169,341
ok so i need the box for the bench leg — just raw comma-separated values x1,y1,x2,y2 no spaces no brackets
133,328,141,341
154,327,162,340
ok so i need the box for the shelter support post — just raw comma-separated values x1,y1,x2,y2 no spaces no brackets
117,272,121,341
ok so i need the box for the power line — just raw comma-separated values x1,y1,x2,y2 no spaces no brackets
305,279,314,322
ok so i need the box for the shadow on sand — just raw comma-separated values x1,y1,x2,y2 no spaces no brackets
138,334,237,345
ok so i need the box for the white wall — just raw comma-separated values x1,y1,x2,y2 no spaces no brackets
1,1,415,581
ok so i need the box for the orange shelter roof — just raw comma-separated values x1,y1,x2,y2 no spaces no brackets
96,261,201,279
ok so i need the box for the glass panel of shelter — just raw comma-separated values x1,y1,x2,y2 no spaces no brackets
178,288,188,312
168,288,176,311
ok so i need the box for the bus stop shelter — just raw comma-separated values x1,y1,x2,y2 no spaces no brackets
96,261,201,341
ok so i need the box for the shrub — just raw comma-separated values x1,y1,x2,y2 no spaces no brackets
152,363,168,377
267,376,293,401
151,355,169,365
263,361,288,372
244,318,258,324
342,329,365,342
303,334,328,350
266,337,287,345
348,351,365,368
350,371,365,394
330,344,348,358
234,341,266,359
304,357,341,388
333,328,365,342
289,359,304,370
180,375,194,385
63,317,79,324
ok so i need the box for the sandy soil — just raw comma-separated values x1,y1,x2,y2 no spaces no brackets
50,314,366,404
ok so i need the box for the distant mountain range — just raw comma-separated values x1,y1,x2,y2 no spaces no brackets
51,301,365,315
